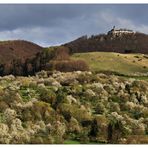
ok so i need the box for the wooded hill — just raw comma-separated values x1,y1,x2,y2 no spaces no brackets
64,32,148,54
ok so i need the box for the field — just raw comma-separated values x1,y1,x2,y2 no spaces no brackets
72,52,148,75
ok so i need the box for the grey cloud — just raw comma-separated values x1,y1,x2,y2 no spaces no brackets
0,4,148,46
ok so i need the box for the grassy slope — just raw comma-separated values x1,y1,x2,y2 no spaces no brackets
72,52,148,75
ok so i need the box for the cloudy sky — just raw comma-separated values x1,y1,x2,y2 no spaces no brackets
0,4,148,47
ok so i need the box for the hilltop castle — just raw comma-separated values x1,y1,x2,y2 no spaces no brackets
107,26,135,36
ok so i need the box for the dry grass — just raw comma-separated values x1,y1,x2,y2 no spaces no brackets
72,52,148,75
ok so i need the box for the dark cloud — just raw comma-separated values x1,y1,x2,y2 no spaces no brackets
0,4,98,30
0,4,148,46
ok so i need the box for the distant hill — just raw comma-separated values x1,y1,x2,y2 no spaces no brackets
0,40,43,76
1,28,148,76
0,40,42,62
64,32,148,54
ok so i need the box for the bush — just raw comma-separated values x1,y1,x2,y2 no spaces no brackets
59,103,92,123
109,102,120,112
32,101,53,122
69,117,81,133
108,112,125,143
53,46,70,61
126,135,148,144
50,120,66,144
4,108,17,123
0,101,9,112
38,87,56,104
89,115,108,143
46,59,89,72
95,102,105,114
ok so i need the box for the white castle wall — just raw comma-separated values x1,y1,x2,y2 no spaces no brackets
107,27,134,36
113,30,134,34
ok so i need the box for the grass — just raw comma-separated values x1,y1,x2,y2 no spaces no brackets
64,140,80,144
63,140,105,144
121,75,148,80
19,86,39,102
0,113,6,123
72,52,148,75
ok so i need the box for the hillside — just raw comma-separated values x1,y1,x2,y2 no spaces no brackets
0,40,43,76
64,32,148,54
48,29,148,75
0,32,147,144
72,52,148,75
0,40,42,62
0,71,147,144
0,29,148,76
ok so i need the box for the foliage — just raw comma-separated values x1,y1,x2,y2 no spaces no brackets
46,59,89,72
0,71,147,144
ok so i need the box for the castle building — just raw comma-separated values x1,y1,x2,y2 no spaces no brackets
107,26,134,36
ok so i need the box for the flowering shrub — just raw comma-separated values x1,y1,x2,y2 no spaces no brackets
0,71,147,143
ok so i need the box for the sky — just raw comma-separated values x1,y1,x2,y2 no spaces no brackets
0,4,148,47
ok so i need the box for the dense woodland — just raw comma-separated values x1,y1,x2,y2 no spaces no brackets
64,32,148,54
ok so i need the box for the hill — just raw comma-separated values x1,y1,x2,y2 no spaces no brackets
64,32,148,54
0,40,43,76
0,28,148,76
72,52,148,75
